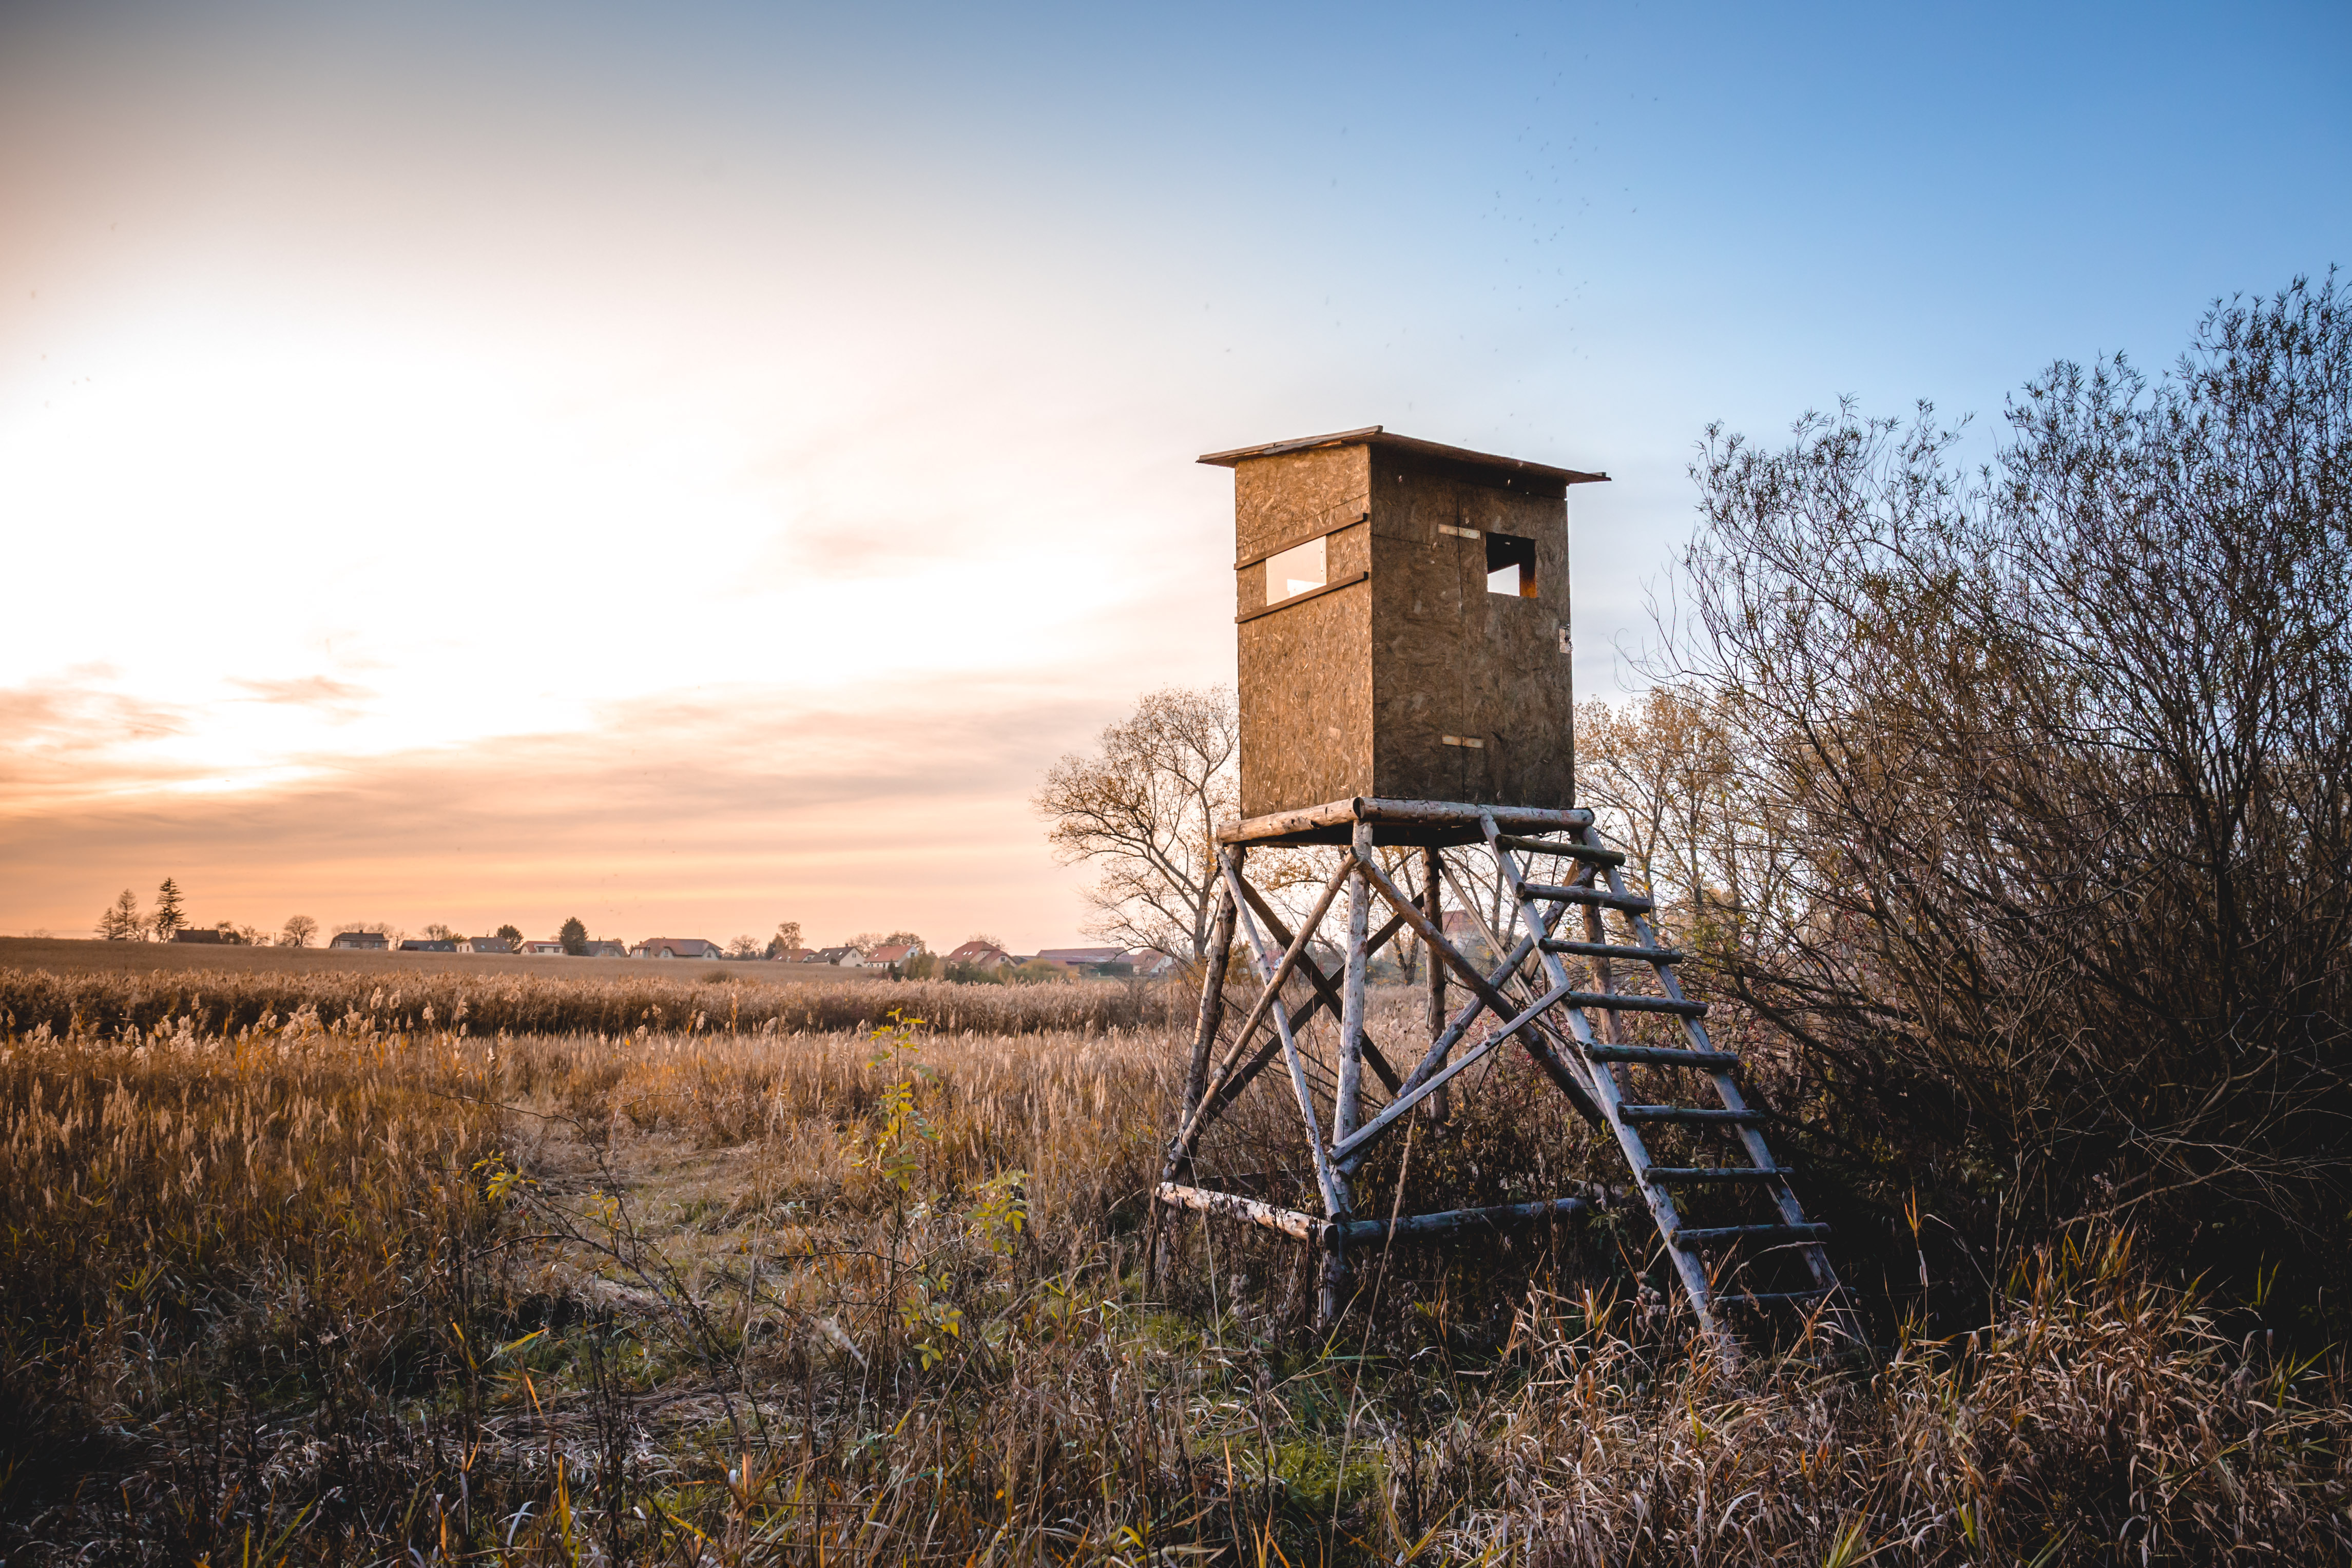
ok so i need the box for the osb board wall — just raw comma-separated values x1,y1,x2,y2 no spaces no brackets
1238,577,1373,820
1367,460,1574,809
1232,444,1372,563
1224,439,1575,820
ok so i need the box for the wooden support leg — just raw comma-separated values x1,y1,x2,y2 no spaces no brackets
1152,883,1239,1292
1422,846,1449,1124
1335,822,1373,1145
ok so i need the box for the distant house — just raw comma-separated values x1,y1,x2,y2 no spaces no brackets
942,940,1013,972
580,940,628,958
860,941,922,970
1034,945,1126,974
399,939,458,953
769,947,817,963
631,937,723,960
519,940,566,956
329,931,390,951
1120,947,1178,978
809,945,861,966
461,936,515,955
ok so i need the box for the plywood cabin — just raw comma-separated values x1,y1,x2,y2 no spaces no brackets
1201,426,1606,834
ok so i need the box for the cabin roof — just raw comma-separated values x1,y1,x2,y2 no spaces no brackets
1196,425,1607,487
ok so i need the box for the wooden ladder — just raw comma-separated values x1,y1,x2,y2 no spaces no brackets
1479,812,1848,1346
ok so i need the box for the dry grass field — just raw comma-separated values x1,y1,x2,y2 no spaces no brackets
2,953,2346,1565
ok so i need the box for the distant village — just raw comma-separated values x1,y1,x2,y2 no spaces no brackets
306,931,1177,979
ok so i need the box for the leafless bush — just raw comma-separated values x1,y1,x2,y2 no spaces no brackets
1641,272,2352,1326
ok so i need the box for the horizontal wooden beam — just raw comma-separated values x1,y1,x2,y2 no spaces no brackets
1562,990,1707,1018
1617,1105,1761,1124
1338,1194,1593,1246
1540,938,1682,963
1154,1183,1326,1246
1586,1045,1739,1068
1643,1166,1793,1184
1521,883,1656,913
1218,798,1594,847
1155,1183,1600,1252
1493,835,1626,866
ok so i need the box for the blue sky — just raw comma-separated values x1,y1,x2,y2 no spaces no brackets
2,0,2345,945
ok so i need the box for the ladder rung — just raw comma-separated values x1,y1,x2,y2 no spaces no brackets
1619,1105,1763,1124
1522,883,1655,913
1493,835,1626,866
1671,1223,1831,1245
1644,1166,1792,1184
1541,938,1683,963
1564,991,1705,1018
1587,1046,1738,1068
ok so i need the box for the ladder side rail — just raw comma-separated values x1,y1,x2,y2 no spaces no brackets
1588,830,1845,1303
1481,814,1728,1349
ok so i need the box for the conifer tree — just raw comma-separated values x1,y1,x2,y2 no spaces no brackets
150,879,185,939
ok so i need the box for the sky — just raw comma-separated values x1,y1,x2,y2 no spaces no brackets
3,0,2347,950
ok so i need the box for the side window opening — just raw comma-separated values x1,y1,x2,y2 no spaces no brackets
1266,536,1327,605
1486,532,1536,597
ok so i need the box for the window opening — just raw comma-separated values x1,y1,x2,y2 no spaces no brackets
1265,536,1327,605
1486,532,1537,597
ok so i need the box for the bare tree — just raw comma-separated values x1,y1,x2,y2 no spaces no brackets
766,920,803,958
1035,685,1238,962
280,914,319,947
1666,271,2352,1309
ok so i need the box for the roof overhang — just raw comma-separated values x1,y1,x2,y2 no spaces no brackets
1197,425,1607,487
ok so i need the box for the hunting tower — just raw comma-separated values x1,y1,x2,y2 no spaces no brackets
1207,426,1604,822
1151,424,1855,1360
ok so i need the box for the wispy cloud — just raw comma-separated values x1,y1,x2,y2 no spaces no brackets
225,675,375,721
0,674,1113,949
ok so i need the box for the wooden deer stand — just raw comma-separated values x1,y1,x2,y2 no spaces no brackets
1151,428,1848,1357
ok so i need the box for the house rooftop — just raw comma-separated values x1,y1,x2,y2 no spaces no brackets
1196,425,1607,487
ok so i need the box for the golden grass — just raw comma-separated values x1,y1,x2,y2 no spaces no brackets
0,953,1178,1042
3,998,2346,1565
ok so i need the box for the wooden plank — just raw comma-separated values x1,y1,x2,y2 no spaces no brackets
1217,851,1352,1224
1561,991,1706,1018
